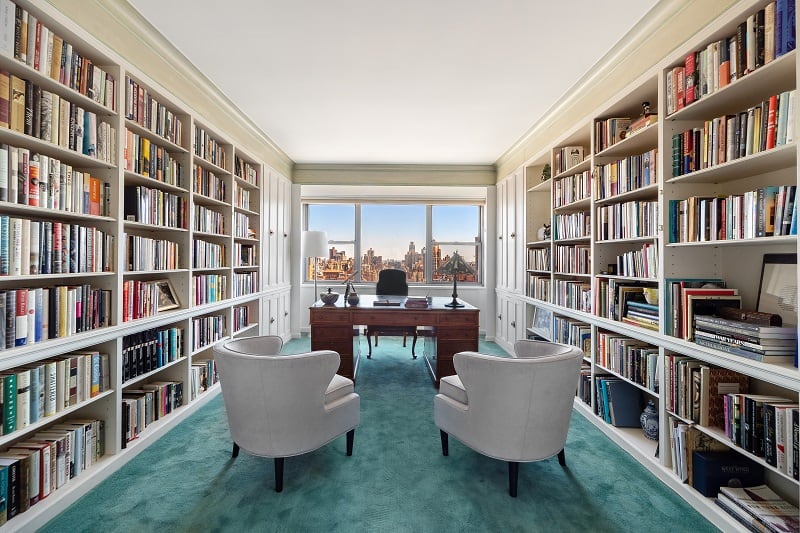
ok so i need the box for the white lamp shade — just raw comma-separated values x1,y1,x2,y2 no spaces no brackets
302,230,329,258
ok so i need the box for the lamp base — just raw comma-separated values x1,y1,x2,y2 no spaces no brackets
444,298,464,308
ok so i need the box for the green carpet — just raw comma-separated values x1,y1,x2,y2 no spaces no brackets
41,336,717,532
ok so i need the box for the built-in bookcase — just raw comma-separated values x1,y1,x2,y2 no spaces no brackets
510,0,800,529
0,0,281,529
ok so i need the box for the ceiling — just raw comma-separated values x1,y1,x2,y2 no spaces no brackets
127,0,659,165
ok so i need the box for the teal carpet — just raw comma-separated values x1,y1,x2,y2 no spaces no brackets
42,336,717,532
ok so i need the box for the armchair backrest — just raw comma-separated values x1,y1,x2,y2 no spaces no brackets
452,345,583,462
376,268,409,296
223,335,283,356
213,342,346,457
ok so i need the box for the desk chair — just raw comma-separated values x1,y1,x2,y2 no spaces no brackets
366,268,418,358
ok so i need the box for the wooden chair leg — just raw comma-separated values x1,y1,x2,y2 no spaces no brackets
274,457,284,492
557,448,565,467
508,461,519,497
440,430,449,456
231,443,240,458
346,429,355,456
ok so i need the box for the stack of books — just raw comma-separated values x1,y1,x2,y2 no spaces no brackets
622,299,659,331
693,309,797,364
715,484,799,533
404,296,429,309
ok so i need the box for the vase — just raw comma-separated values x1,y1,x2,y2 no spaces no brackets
347,291,360,306
640,399,659,441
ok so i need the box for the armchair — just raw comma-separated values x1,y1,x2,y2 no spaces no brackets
213,337,360,492
365,268,418,358
434,340,583,497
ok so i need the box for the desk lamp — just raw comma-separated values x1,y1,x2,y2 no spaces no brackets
302,230,329,306
437,250,475,308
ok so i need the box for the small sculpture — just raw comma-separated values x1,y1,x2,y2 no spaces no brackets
540,163,551,182
537,223,551,241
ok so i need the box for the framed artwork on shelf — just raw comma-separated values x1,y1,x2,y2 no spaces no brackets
156,279,181,312
530,306,553,341
757,253,798,326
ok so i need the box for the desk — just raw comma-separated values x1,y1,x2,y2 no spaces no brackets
310,295,479,387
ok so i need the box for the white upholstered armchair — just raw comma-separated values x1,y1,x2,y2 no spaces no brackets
434,340,583,497
213,337,361,492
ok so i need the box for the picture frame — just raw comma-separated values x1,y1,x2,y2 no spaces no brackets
156,279,180,312
757,253,798,326
530,306,553,341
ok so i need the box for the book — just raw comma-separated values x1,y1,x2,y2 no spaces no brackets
699,365,749,428
604,380,642,427
718,484,799,533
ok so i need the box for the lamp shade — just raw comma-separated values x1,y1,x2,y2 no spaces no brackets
437,251,475,276
302,230,329,258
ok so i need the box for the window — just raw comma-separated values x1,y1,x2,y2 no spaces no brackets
304,202,483,285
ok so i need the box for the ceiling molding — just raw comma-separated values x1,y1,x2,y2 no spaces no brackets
293,164,496,186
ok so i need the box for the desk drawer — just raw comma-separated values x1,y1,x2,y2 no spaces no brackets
438,312,478,326
311,325,354,341
310,311,352,324
436,326,478,341
356,311,430,326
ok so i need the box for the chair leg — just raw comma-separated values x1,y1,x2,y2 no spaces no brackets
366,332,373,359
557,448,565,467
231,442,239,458
508,461,519,498
440,430,449,456
411,332,418,359
346,429,355,456
274,457,284,492
402,333,407,347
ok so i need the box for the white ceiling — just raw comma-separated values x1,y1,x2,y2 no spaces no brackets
127,0,659,165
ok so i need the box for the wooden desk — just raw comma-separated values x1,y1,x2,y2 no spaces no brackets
310,295,479,387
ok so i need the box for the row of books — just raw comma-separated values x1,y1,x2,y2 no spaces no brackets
192,273,227,306
193,203,225,234
193,126,227,169
595,279,653,322
122,381,183,447
0,353,109,435
193,164,227,202
527,274,550,302
612,242,658,279
552,316,590,356
235,242,256,267
723,393,798,475
124,76,184,145
233,156,259,187
0,144,110,214
553,145,586,175
553,244,590,275
1,73,116,164
122,327,184,384
232,272,258,298
233,212,254,239
667,186,798,244
192,239,225,270
527,247,549,271
577,363,591,405
552,169,590,208
594,148,658,200
596,199,658,240
123,130,184,186
1,216,114,276
190,359,217,401
668,420,730,485
665,0,796,115
191,314,226,351
553,278,591,313
694,312,797,364
232,305,251,333
122,279,177,322
0,417,105,524
670,91,796,178
124,184,188,229
552,211,590,240
0,286,111,350
0,1,116,110
127,233,180,272
233,182,253,211
621,299,659,332
663,278,730,339
595,375,644,428
596,331,659,392
716,484,799,532
593,116,631,153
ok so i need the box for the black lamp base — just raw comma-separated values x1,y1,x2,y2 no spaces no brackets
445,299,464,308
445,278,463,307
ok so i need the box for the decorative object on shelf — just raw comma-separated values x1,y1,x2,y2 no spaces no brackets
155,279,180,312
756,253,798,326
302,230,329,306
437,250,475,308
537,223,551,241
643,287,659,305
640,399,659,440
320,288,339,306
623,101,658,139
540,163,551,182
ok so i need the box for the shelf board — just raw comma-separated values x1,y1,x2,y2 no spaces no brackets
666,235,796,247
526,240,551,247
234,175,260,189
193,155,229,175
0,271,115,282
124,220,188,233
527,179,551,193
596,235,658,244
595,122,658,158
124,171,187,194
122,357,187,388
665,142,796,185
595,183,659,205
124,120,189,154
554,236,590,244
553,197,591,212
0,127,116,169
552,158,591,180
0,201,117,222
192,192,230,208
595,363,658,397
233,205,259,216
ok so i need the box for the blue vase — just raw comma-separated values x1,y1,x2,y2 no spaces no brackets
640,400,659,441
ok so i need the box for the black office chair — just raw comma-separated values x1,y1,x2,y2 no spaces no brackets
366,269,418,359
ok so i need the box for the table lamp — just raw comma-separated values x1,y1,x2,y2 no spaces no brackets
437,250,475,308
302,230,329,306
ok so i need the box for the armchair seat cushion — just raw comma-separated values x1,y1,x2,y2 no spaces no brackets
439,374,467,405
325,374,355,404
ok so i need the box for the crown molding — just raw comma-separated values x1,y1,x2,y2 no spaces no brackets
293,163,496,186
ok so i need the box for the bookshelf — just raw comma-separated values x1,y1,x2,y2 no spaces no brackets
510,0,800,529
0,0,286,529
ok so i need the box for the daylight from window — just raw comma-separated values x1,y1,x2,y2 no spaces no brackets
306,203,481,284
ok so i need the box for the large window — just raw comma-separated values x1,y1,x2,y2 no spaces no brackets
305,202,482,285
